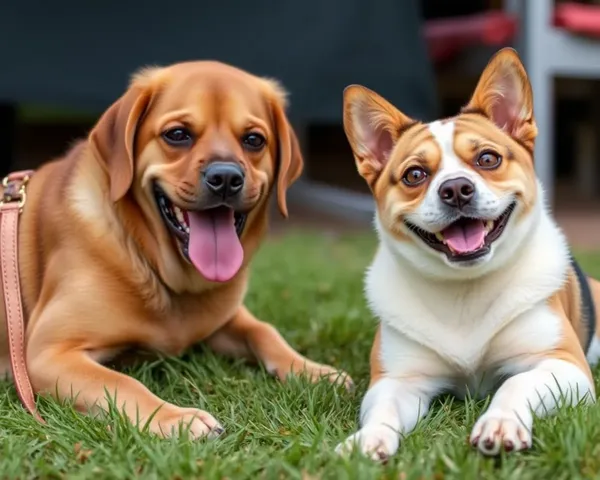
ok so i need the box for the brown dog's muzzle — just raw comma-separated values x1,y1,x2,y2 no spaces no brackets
153,172,249,283
202,161,245,202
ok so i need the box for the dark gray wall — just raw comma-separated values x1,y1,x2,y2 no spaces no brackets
0,0,438,122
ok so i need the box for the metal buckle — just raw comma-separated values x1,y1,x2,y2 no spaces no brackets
0,174,30,210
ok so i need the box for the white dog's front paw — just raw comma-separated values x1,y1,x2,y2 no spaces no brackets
470,409,532,456
335,425,400,462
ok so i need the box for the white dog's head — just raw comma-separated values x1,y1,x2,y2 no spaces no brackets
343,48,540,279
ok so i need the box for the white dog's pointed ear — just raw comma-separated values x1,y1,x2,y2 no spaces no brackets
343,85,416,187
463,48,537,151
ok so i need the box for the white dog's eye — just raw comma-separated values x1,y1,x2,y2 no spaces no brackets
476,151,502,170
402,166,428,187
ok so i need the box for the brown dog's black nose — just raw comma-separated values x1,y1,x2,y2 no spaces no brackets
438,177,475,209
203,162,245,199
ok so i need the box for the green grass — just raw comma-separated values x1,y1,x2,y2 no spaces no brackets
2,231,600,479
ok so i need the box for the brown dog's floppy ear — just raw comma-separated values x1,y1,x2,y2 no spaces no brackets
462,47,537,151
264,80,304,218
89,85,153,202
343,85,415,188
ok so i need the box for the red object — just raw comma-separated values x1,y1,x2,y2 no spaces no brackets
424,11,518,64
554,2,600,38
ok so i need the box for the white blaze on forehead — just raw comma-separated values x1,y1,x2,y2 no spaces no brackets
426,120,472,183
428,120,455,157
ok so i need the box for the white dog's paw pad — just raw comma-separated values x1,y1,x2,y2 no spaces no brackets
470,410,532,456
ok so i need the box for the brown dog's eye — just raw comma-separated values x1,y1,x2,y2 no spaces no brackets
242,133,266,151
476,151,502,170
162,127,194,147
402,167,428,186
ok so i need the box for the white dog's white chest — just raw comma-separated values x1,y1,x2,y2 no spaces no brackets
366,211,569,400
370,258,565,389
378,307,562,399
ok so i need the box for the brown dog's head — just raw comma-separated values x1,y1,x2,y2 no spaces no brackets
343,48,539,278
89,61,303,283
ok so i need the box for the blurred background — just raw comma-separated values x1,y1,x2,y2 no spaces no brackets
1,0,600,249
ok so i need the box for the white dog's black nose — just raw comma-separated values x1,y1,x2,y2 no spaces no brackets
203,162,245,199
438,177,475,209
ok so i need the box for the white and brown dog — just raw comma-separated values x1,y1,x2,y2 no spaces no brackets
335,48,600,459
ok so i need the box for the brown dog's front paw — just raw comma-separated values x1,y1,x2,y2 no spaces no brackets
285,359,354,391
150,405,225,440
310,363,355,391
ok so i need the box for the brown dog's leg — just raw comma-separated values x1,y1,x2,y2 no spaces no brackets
206,306,353,389
27,348,224,438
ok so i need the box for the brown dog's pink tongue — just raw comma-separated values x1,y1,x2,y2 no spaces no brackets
187,208,244,282
441,219,486,254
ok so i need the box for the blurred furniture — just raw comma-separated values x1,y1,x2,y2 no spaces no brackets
508,0,600,202
424,10,517,65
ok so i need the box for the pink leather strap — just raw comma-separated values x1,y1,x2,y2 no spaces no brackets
0,170,44,423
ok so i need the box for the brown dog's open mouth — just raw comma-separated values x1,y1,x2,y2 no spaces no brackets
153,184,247,282
405,202,516,263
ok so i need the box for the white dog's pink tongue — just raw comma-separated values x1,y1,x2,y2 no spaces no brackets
441,219,486,254
187,208,244,282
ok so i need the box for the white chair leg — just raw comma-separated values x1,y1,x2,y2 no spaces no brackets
523,0,555,205
530,72,554,204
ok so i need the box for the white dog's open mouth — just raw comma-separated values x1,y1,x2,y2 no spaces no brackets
406,202,516,262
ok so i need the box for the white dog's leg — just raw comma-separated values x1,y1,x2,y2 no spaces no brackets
335,377,434,461
471,358,595,456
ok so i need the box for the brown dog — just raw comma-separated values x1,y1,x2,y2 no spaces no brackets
0,61,351,438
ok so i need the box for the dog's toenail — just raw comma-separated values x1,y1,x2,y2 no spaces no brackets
470,436,480,446
213,427,225,435
376,450,389,462
504,440,514,452
483,439,495,450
